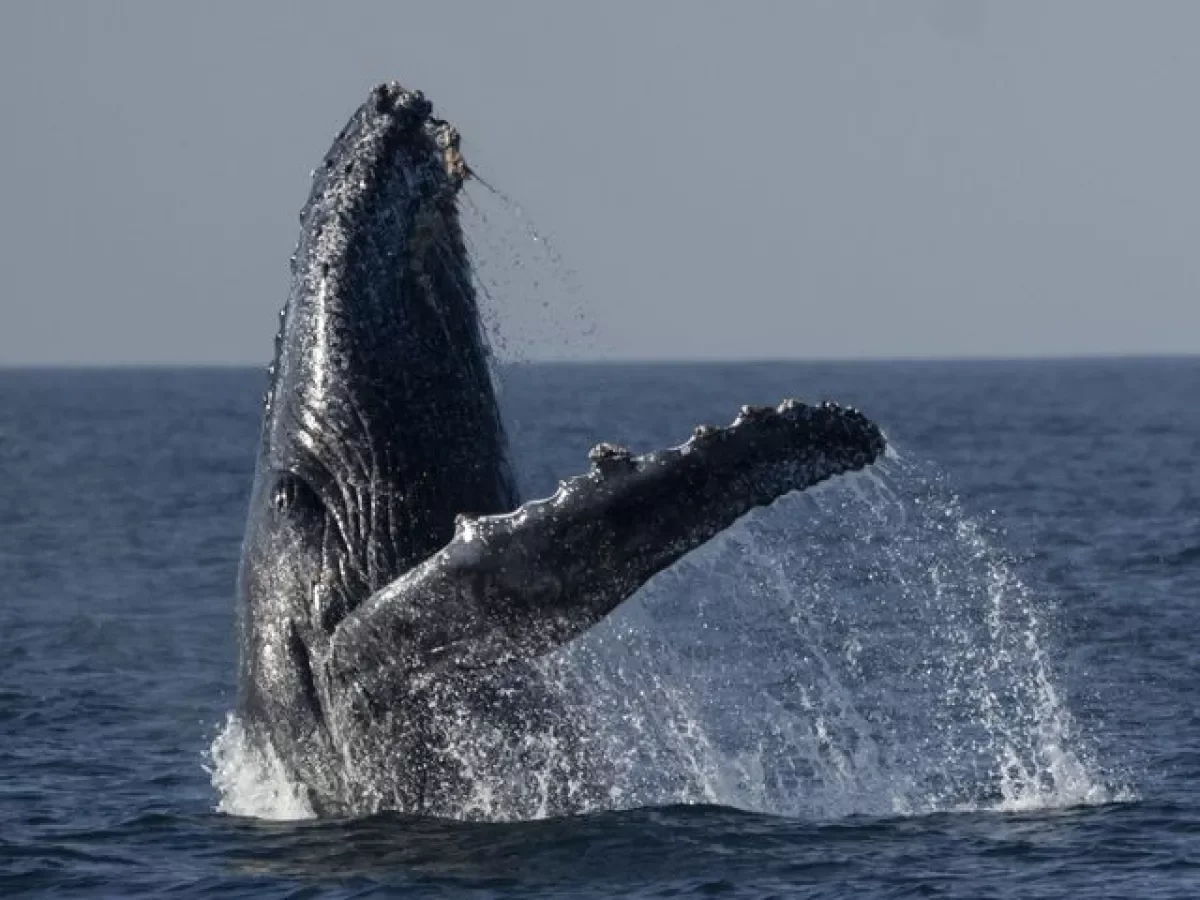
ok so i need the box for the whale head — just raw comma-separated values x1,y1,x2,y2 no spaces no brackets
235,85,518,783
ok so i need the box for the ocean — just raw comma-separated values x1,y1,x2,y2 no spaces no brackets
1,359,1197,898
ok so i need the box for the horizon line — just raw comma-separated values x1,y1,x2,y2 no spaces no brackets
1,351,1198,370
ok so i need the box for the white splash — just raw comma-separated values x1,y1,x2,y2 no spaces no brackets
210,453,1131,822
208,713,315,821
525,456,1130,820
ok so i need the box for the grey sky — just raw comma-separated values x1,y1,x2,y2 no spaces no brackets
1,1,1197,364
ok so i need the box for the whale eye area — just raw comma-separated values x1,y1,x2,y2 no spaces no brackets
272,472,326,526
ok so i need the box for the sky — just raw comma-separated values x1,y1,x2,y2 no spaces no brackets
1,1,1198,364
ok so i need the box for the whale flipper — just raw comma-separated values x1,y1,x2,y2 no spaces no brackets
328,400,884,694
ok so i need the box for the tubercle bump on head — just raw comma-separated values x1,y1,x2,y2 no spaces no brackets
588,442,635,476
366,82,468,190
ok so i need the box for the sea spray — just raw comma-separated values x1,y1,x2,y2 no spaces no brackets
212,451,1128,820
208,713,315,821
533,453,1126,818
459,180,597,365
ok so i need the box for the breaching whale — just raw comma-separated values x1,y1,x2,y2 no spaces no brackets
236,82,887,817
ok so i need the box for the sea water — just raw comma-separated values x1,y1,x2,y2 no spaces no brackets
2,359,1198,898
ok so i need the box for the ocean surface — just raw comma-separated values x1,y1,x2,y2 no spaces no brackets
2,359,1198,898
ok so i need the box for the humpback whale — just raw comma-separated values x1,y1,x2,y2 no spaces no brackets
236,82,887,817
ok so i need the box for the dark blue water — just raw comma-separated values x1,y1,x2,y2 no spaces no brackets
2,360,1198,898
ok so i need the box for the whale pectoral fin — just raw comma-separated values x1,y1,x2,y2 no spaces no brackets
326,399,885,690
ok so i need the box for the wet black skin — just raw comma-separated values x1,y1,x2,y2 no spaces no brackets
235,83,887,816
